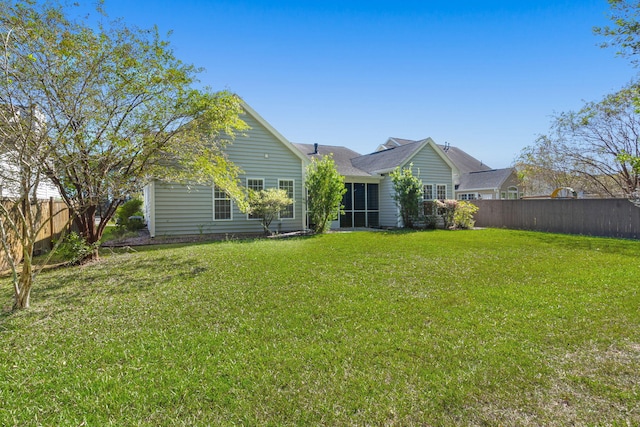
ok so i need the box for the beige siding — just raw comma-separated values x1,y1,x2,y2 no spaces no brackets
151,111,305,236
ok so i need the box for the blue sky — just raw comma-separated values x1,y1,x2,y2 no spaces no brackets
100,0,635,168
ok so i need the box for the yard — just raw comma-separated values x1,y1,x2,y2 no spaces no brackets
1,229,638,426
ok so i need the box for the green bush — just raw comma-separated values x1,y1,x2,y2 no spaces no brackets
56,232,99,264
115,198,145,231
454,201,479,229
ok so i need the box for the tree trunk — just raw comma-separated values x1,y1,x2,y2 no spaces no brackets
14,243,33,310
75,205,102,263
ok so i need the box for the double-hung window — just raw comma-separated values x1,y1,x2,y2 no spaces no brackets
247,178,264,219
436,184,447,200
213,185,232,220
423,184,434,200
278,179,294,219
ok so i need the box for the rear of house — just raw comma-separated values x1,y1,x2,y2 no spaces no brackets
144,103,458,236
144,103,308,237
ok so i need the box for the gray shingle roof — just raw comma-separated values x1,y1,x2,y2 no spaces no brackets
351,139,426,173
293,143,372,177
457,168,514,191
439,145,492,175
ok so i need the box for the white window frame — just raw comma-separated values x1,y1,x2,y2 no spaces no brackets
507,186,519,199
247,178,264,220
213,185,233,221
278,179,295,220
436,184,447,200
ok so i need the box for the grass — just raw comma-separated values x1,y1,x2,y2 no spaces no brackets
1,228,639,426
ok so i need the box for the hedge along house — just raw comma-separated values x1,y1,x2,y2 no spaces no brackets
294,137,457,228
143,102,309,237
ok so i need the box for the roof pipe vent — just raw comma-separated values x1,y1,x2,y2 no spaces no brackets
313,143,319,154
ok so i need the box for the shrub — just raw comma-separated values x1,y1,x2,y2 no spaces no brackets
434,199,457,229
56,232,99,264
390,164,423,228
305,155,346,233
247,188,293,235
115,198,144,231
454,201,479,229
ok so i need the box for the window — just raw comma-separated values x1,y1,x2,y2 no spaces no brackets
213,185,232,220
458,193,477,200
247,178,264,192
340,182,379,228
507,186,519,199
278,179,294,219
436,184,447,200
247,178,264,219
423,184,434,200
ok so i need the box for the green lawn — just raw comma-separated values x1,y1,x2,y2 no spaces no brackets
1,229,639,426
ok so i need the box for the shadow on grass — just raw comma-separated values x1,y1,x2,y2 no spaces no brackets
512,229,640,257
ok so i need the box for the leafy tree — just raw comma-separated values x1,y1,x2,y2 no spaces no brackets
0,0,247,264
594,0,640,65
515,136,594,196
305,155,346,233
0,103,70,309
390,164,423,228
247,188,292,235
518,83,640,197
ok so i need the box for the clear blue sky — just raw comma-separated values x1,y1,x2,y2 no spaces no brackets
100,0,634,168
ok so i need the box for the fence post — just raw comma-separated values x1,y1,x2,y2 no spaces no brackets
49,197,54,249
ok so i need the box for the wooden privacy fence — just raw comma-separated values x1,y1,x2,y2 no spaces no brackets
471,198,640,239
0,198,70,271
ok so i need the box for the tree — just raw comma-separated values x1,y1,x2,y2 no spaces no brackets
247,188,292,235
518,83,640,197
0,0,247,263
0,105,55,309
594,0,640,65
390,163,423,228
305,155,346,233
515,136,595,196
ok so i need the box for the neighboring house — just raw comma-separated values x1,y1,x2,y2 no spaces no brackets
438,143,521,200
0,155,60,199
0,105,61,200
144,103,458,236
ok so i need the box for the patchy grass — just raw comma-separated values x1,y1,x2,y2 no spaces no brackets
1,229,639,426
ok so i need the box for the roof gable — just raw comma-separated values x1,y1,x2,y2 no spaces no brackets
355,137,457,174
457,168,516,191
439,145,492,175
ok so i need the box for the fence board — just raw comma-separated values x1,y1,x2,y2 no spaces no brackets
1,198,70,271
471,199,640,239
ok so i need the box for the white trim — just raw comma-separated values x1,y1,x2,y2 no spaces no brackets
213,184,233,221
144,180,156,237
436,184,447,200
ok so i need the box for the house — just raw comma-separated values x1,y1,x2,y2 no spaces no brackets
437,143,521,200
380,138,522,200
143,102,457,236
295,137,457,228
0,105,61,200
143,102,308,237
